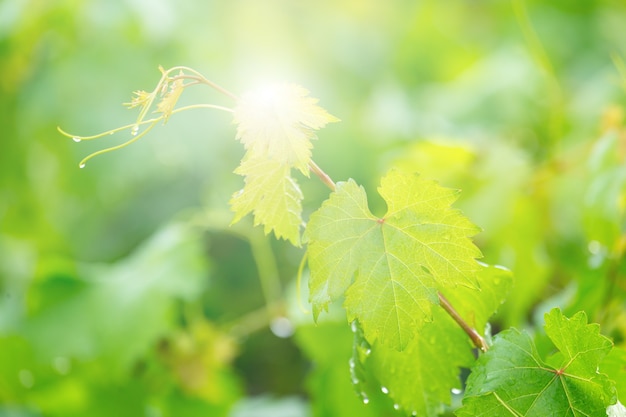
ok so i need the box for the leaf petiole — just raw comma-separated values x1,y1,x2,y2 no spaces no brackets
438,292,488,352
308,159,336,191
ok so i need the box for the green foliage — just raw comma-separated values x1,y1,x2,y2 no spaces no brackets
458,309,615,416
23,223,207,368
4,1,626,416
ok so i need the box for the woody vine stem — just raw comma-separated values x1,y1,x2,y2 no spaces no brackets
58,66,488,353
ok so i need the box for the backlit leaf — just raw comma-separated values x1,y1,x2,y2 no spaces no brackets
233,83,339,175
230,153,303,246
457,308,616,416
305,169,482,349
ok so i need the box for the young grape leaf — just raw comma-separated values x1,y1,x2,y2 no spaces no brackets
457,308,616,417
305,169,482,350
233,83,339,175
230,153,303,246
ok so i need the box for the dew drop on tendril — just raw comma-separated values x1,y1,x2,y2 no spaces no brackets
131,125,139,136
72,137,81,142
79,163,86,169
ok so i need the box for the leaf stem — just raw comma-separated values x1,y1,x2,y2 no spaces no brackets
309,159,336,191
296,252,310,314
247,228,283,317
438,292,488,352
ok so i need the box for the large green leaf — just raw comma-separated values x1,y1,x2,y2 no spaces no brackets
305,169,482,350
457,308,616,416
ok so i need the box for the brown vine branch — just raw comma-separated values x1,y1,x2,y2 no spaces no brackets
438,292,488,352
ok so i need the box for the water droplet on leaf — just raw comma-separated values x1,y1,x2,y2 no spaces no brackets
451,387,462,395
362,396,369,405
393,403,400,410
381,386,389,395
351,321,358,333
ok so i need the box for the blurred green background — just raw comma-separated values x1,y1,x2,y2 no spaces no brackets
2,0,626,416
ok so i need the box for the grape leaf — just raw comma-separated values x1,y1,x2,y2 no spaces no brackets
352,264,512,416
305,169,482,350
457,308,616,417
233,83,339,175
600,346,626,405
230,153,303,246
